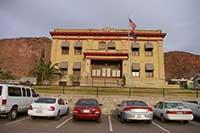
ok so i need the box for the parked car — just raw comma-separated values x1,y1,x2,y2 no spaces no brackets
0,84,39,120
73,98,102,121
182,101,200,119
117,100,153,123
28,97,69,120
153,101,193,123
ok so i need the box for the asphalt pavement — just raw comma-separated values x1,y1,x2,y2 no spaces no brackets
1,114,200,133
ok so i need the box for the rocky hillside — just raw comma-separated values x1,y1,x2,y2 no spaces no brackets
0,37,51,78
164,51,200,80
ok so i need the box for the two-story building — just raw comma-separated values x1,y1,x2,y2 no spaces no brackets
50,27,166,87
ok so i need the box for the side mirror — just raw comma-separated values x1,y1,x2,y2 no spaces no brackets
65,102,68,104
99,103,103,106
117,104,121,107
36,94,40,97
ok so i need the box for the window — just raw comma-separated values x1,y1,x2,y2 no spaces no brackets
60,61,68,75
62,47,69,55
145,71,153,78
132,71,140,77
132,48,140,56
35,98,56,104
99,42,106,50
26,88,31,97
22,88,26,97
107,42,116,50
8,87,21,97
74,47,82,55
31,89,37,97
145,49,153,56
145,43,153,56
0,86,2,96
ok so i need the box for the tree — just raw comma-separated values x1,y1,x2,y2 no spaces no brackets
32,48,62,84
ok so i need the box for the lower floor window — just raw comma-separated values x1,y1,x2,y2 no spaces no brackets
145,71,153,78
132,71,140,77
92,68,121,78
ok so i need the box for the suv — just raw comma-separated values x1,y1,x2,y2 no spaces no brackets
0,84,39,120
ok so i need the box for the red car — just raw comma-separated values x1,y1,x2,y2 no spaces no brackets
73,99,102,121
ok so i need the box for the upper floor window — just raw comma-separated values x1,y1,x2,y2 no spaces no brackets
61,41,69,55
145,43,153,56
132,43,140,56
99,41,106,50
74,41,82,55
107,41,116,50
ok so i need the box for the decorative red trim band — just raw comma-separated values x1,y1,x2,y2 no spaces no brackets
50,31,166,38
86,57,128,60
53,37,163,41
84,52,128,56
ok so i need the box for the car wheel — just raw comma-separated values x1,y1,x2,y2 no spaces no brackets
8,107,18,120
96,117,101,123
55,111,61,120
160,115,166,122
120,113,126,124
72,117,77,122
183,120,189,123
146,120,152,124
31,116,36,119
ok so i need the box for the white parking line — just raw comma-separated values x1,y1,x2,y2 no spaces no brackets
5,117,30,126
152,122,170,133
190,121,200,126
108,116,113,132
56,116,73,129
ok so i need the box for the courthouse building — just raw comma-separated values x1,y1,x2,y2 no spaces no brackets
50,27,166,87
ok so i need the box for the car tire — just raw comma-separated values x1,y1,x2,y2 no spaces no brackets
160,115,166,122
96,117,101,123
31,116,36,119
72,117,77,122
55,111,61,120
146,120,152,124
8,107,18,120
120,113,126,124
183,120,189,123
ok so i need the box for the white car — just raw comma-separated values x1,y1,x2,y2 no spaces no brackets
0,84,39,120
28,97,69,120
182,101,200,119
153,101,193,123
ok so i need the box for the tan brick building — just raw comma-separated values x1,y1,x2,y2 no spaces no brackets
50,27,166,87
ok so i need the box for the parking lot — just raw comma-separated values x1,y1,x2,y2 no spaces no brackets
1,113,200,133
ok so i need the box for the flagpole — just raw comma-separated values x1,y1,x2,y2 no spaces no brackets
127,26,131,87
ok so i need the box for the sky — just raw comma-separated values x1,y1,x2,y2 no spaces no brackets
0,0,200,54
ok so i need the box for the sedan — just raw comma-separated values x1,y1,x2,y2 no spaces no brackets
153,101,193,123
73,98,102,121
117,100,153,123
182,101,200,119
28,97,69,120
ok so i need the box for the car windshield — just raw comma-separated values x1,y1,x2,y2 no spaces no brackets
34,98,56,104
165,102,185,108
0,86,2,96
76,99,98,106
127,101,147,106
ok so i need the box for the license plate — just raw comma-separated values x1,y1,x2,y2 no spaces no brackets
83,109,90,113
36,109,43,114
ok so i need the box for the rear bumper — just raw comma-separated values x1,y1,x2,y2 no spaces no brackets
165,114,194,121
28,110,57,117
123,111,153,120
73,113,101,120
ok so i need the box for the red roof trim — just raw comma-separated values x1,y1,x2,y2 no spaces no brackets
50,31,166,38
84,52,128,56
86,57,128,60
53,37,163,41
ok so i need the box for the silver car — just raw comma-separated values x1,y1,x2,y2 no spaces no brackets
153,101,193,123
182,101,200,119
117,100,153,123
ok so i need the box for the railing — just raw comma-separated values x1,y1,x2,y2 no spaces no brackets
33,85,200,98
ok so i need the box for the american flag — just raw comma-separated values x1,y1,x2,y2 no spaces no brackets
129,18,136,30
